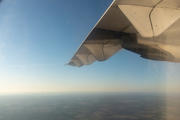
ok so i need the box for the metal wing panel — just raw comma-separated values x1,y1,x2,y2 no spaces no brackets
67,0,129,67
67,0,180,66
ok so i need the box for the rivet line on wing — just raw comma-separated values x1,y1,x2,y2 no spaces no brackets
149,0,163,37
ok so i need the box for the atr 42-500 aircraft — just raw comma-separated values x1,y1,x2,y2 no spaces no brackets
67,0,180,67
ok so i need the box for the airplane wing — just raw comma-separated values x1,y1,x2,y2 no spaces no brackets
67,0,180,67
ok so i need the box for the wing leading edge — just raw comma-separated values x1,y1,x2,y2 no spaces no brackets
67,0,180,67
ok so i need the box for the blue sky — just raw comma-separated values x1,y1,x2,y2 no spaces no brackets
0,0,180,94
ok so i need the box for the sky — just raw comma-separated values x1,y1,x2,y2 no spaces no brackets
0,0,180,94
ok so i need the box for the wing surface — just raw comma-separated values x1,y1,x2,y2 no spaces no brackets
67,0,180,66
